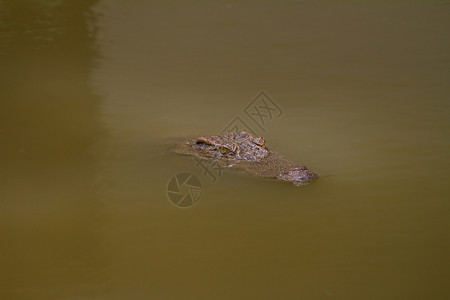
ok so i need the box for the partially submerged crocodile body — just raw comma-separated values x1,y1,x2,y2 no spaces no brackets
172,131,318,186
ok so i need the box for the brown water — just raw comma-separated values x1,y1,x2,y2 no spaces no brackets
1,1,449,299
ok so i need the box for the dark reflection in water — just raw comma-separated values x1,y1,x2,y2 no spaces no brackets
0,1,105,298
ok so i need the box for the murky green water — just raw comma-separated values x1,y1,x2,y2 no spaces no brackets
1,1,449,299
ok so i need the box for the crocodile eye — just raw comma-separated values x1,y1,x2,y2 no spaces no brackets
219,147,230,155
253,137,265,146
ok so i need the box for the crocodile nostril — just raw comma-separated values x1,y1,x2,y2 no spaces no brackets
196,140,212,146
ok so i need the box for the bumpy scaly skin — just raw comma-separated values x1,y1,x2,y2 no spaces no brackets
194,131,269,161
172,131,318,186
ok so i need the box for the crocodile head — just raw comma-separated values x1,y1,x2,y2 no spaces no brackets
192,131,269,162
172,131,319,186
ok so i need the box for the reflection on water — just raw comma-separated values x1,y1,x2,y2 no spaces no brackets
0,1,105,298
1,1,450,299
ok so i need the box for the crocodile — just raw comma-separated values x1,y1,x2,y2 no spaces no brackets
171,131,318,186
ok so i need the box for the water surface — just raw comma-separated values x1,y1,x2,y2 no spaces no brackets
1,1,449,299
